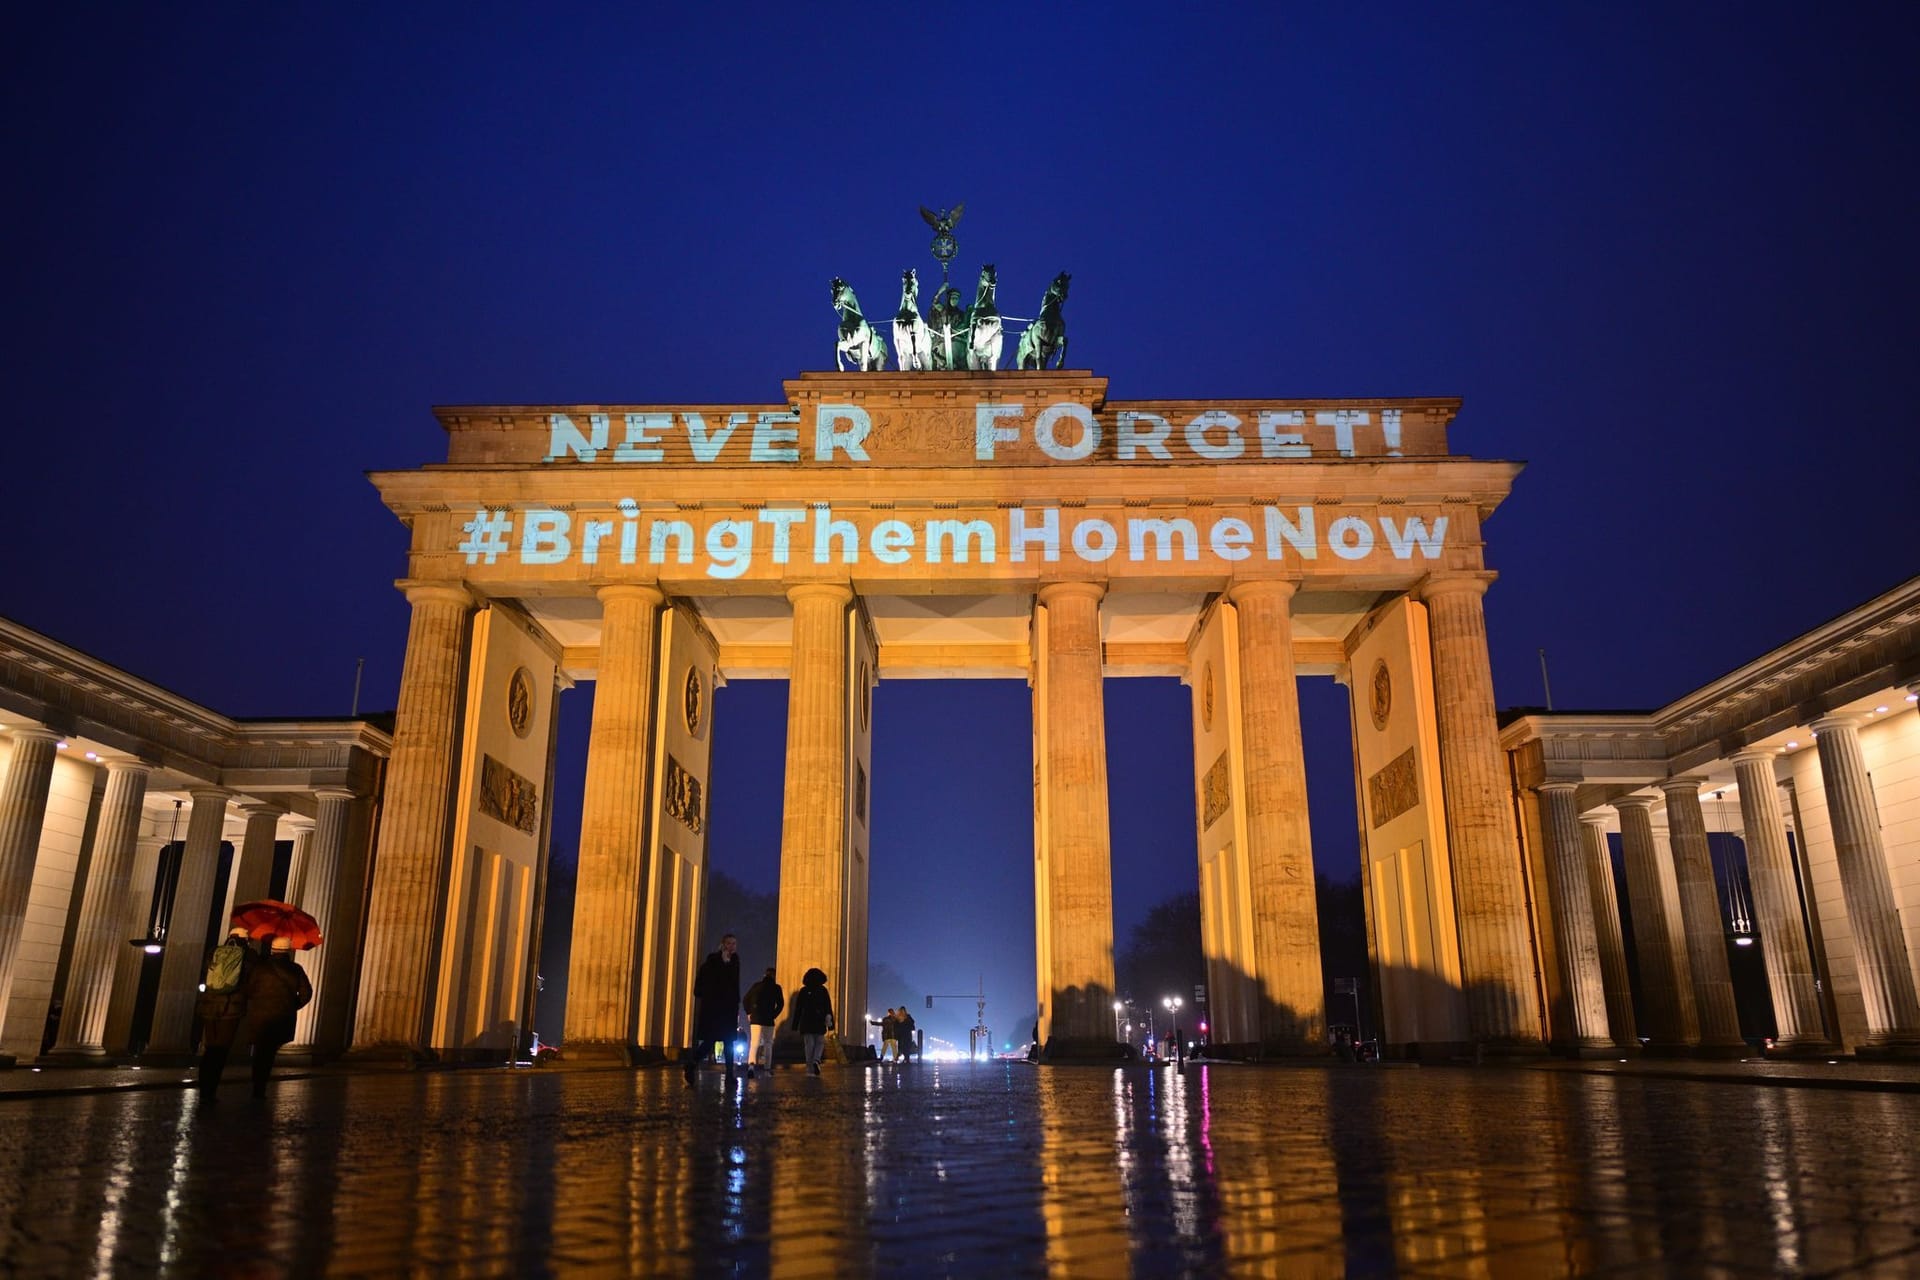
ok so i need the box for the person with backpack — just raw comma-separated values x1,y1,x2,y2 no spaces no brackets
790,967,835,1076
195,927,256,1101
741,966,784,1079
241,934,312,1099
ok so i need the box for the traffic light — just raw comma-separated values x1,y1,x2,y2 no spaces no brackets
926,995,933,1009
1197,1020,1208,1036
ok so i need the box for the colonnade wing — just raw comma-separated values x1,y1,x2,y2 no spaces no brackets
1345,595,1469,1052
839,605,876,1049
1187,598,1259,1045
633,603,719,1053
431,604,557,1060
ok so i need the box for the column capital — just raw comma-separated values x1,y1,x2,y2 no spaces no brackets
237,800,281,819
1535,780,1580,795
4,725,61,747
785,582,854,606
1810,713,1858,735
283,814,316,832
1730,747,1777,767
1657,776,1709,797
101,759,153,779
396,580,476,609
1578,811,1612,828
1037,580,1105,606
1226,578,1298,605
596,582,665,607
311,786,358,803
186,785,232,807
1612,794,1657,812
1415,571,1497,602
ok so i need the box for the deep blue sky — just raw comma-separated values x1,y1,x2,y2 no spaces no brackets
6,6,1916,1046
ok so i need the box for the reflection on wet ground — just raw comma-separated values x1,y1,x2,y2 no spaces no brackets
2,1062,1918,1276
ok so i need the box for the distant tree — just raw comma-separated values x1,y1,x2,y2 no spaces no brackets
1315,873,1369,1030
1116,891,1205,1013
704,869,778,971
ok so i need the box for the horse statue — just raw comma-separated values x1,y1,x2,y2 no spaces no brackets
964,263,1002,371
831,277,888,371
928,285,965,370
1016,271,1071,370
892,268,931,371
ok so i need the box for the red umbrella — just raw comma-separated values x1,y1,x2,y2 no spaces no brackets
230,899,323,950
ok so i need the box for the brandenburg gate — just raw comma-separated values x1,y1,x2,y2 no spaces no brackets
351,369,1542,1062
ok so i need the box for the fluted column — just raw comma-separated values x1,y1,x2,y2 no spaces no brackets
49,762,151,1057
229,802,281,911
350,582,474,1055
1032,581,1118,1048
1615,796,1697,1052
147,787,233,1056
1535,784,1611,1052
291,789,355,1054
1811,715,1920,1053
1579,815,1638,1049
1730,750,1829,1052
1419,576,1542,1047
105,826,168,1055
0,727,61,1034
1229,580,1324,1050
775,583,856,1034
563,584,665,1060
1659,779,1747,1053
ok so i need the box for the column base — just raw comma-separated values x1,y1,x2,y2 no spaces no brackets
1550,1038,1622,1060
1040,1036,1129,1063
542,1042,654,1068
1692,1040,1755,1061
1854,1036,1920,1061
1763,1036,1840,1060
341,1044,438,1069
36,1049,114,1067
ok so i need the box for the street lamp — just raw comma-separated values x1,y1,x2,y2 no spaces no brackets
1112,1000,1124,1040
1163,996,1184,1061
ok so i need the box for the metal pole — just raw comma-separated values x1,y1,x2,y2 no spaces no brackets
350,657,365,717
1538,648,1554,711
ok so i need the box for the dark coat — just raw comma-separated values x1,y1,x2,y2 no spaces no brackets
242,954,312,1047
872,1012,897,1040
790,971,834,1035
896,1011,917,1053
692,949,741,1042
743,978,785,1027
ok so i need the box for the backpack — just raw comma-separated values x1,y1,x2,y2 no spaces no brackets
204,940,249,994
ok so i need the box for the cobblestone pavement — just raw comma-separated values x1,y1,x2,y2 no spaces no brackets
3,1062,1919,1277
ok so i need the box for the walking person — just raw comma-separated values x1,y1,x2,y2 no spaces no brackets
241,935,312,1100
684,932,742,1084
790,967,835,1076
742,966,784,1078
195,926,257,1102
896,1005,918,1064
869,1008,898,1062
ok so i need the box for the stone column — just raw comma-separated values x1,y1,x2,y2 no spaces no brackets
0,727,60,1040
1811,715,1920,1054
1228,580,1324,1050
282,820,314,915
291,789,355,1054
1535,784,1612,1052
563,584,664,1061
147,786,233,1057
1615,796,1697,1052
229,802,280,909
49,762,151,1058
775,584,855,1038
1418,576,1542,1047
1033,582,1118,1049
1659,779,1747,1054
1579,815,1638,1049
350,583,474,1055
1731,749,1829,1052
105,828,168,1055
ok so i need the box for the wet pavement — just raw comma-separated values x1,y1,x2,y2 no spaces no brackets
2,1061,1918,1277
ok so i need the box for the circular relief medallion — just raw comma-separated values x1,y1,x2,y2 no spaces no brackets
1200,662,1216,733
683,667,705,735
507,667,535,739
1369,659,1392,732
857,661,871,731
